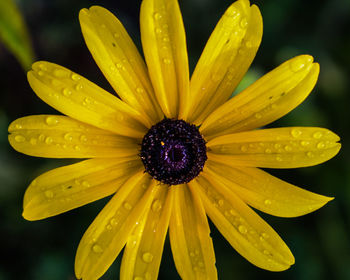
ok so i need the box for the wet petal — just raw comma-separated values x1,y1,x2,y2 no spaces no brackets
23,157,143,220
28,61,149,138
207,127,340,168
201,55,320,139
75,172,157,280
184,0,262,124
205,160,333,217
79,6,163,122
120,183,171,280
140,0,189,118
192,175,295,271
8,115,139,158
169,185,217,280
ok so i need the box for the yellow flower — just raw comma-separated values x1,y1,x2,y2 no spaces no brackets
8,0,340,279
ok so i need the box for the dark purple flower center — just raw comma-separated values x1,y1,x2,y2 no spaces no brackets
140,119,207,185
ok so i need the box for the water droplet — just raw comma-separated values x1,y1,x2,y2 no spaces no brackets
45,137,53,144
113,32,120,39
264,199,272,205
123,202,132,210
291,128,302,138
142,252,154,263
54,68,69,78
74,145,81,151
45,116,59,126
245,41,252,48
62,88,72,96
306,151,314,158
265,148,272,154
218,199,224,206
238,225,247,234
284,145,292,152
30,138,37,145
317,142,325,149
82,180,90,187
154,12,162,20
254,112,262,119
134,277,143,280
80,135,88,142
75,83,83,91
14,135,25,143
92,244,103,253
313,131,323,139
64,133,73,141
110,65,116,71
38,134,45,141
163,58,171,64
241,145,248,152
44,190,54,198
110,218,118,226
198,261,204,268
155,28,162,34
275,156,282,162
162,36,170,42
263,249,270,255
39,63,47,71
151,200,162,212
38,71,44,76
226,8,238,17
71,73,80,81
240,17,248,28
84,97,93,104
106,225,112,230
301,140,309,147
136,87,144,94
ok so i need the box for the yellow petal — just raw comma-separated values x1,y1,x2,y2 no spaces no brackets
8,115,139,158
192,175,295,271
184,0,262,124
22,157,143,221
169,185,217,280
28,61,149,138
75,172,157,280
79,6,163,123
207,127,340,168
140,0,189,118
120,183,171,280
205,160,333,217
201,55,320,139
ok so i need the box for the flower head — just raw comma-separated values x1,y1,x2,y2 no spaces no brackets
8,0,340,279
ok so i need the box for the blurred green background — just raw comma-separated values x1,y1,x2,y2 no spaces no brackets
1,0,349,279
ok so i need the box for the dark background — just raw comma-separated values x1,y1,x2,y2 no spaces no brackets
0,0,349,279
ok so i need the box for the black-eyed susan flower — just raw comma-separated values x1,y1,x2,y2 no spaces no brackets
8,0,341,279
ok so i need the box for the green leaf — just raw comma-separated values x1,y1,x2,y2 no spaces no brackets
0,0,35,70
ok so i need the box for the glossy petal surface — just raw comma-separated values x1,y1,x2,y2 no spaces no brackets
23,157,142,220
207,127,340,168
169,185,217,280
193,176,295,271
185,0,262,124
8,115,139,158
205,161,333,217
120,183,171,280
140,0,189,118
75,172,156,280
79,6,163,122
28,61,149,138
201,56,319,139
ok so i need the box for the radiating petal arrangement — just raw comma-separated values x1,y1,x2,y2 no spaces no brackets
9,0,340,279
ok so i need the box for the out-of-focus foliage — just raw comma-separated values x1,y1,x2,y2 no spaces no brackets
0,0,35,70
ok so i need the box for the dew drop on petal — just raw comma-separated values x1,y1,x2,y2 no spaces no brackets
291,128,302,138
123,202,132,210
142,252,154,263
264,199,272,205
238,225,248,234
163,58,171,64
92,244,103,253
154,12,162,20
151,200,162,212
317,142,325,149
45,137,53,144
240,17,248,28
313,131,323,139
62,88,72,96
71,73,80,81
45,116,59,126
30,138,37,145
44,190,54,198
14,135,26,143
